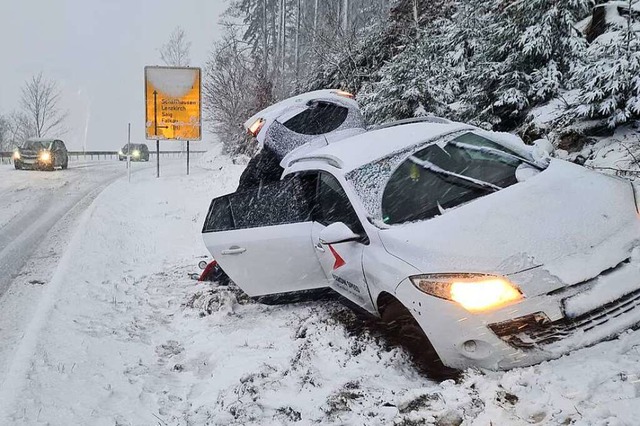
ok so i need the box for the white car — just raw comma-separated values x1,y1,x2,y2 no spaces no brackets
244,89,366,157
203,118,640,372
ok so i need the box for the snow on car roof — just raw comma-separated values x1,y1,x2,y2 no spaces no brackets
286,122,475,172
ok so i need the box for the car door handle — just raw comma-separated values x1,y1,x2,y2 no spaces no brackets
314,242,325,253
221,247,247,255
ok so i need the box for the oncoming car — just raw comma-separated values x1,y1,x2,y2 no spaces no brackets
14,138,69,171
202,119,640,372
118,144,150,162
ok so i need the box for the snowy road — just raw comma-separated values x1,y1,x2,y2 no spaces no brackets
0,161,135,299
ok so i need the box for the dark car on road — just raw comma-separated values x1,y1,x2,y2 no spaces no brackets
14,139,69,171
118,144,150,162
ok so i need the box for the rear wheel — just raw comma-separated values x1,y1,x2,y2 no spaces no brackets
380,297,459,381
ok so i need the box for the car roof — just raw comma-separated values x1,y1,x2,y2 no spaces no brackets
285,121,475,173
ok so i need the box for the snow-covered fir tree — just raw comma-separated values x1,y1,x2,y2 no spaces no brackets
572,0,640,127
468,0,592,130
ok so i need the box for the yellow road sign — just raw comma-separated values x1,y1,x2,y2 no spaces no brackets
145,66,201,141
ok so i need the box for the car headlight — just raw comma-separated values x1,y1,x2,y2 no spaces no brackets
39,151,51,162
118,150,124,155
132,150,140,158
13,151,20,160
410,273,523,312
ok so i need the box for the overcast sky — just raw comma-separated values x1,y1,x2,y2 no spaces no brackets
0,0,228,151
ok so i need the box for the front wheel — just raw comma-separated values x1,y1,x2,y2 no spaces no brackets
381,299,459,381
14,162,21,170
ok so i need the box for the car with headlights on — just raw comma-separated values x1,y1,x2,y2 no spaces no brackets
202,118,640,373
118,143,150,162
14,138,68,171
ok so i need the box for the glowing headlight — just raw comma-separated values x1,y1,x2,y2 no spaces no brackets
118,150,124,156
132,150,140,158
13,151,20,160
410,273,523,312
39,151,51,162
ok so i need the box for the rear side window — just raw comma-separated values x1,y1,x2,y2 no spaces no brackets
203,177,313,232
283,102,348,135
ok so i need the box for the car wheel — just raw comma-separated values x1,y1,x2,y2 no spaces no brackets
380,298,460,381
62,160,68,170
14,162,21,170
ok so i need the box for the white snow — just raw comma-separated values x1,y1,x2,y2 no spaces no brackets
2,144,640,424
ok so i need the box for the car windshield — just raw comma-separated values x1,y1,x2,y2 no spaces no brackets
346,132,541,225
23,140,50,150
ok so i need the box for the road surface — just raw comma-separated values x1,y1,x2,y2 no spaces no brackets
0,161,136,298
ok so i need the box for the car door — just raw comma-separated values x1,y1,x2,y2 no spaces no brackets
202,175,330,300
309,171,375,312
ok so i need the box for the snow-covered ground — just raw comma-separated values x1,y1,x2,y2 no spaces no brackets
1,146,640,425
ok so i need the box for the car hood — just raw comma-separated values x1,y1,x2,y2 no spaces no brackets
379,160,640,296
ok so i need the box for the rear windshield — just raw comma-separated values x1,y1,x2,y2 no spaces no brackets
283,101,348,136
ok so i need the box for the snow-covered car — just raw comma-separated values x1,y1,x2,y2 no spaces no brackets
202,118,640,372
244,89,367,158
14,138,69,171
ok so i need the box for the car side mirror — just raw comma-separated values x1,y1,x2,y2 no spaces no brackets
532,138,554,163
319,222,361,245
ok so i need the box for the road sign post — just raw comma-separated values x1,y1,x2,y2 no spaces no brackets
127,123,131,183
144,66,201,178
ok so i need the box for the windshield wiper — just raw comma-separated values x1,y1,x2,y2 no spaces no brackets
408,156,503,193
449,141,541,169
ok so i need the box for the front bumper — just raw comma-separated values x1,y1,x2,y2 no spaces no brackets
395,266,640,370
16,158,53,170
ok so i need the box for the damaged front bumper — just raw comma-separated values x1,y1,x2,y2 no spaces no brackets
395,257,640,371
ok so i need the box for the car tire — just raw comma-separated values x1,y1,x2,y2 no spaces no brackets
14,162,21,170
62,160,68,170
380,298,459,381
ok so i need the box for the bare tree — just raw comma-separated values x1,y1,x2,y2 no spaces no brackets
0,115,9,151
203,29,262,155
20,73,68,139
159,26,192,66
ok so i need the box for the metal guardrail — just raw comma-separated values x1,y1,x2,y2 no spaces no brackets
0,150,207,165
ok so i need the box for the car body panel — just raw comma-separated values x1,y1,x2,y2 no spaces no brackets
311,221,374,311
203,222,329,298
